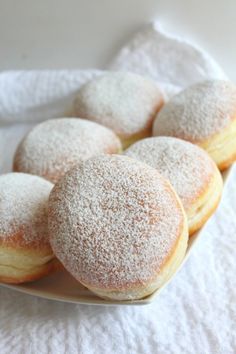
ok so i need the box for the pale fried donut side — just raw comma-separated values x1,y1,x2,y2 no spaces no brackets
13,118,122,183
199,118,236,170
186,171,223,234
0,248,58,284
0,173,54,284
74,72,164,148
153,80,236,170
48,155,188,301
124,137,223,235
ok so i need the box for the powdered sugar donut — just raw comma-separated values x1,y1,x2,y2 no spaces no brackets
153,80,236,170
74,72,164,148
125,137,223,235
48,155,188,301
13,118,121,183
0,173,56,284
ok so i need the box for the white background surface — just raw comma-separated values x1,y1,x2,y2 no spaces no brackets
0,0,236,80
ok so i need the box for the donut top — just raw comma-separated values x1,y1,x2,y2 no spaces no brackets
125,137,217,210
153,80,236,143
13,118,121,183
74,72,163,138
0,173,53,246
49,155,185,289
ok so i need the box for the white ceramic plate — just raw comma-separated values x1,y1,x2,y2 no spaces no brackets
0,167,232,306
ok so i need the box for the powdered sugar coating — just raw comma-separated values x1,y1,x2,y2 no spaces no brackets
153,80,236,143
125,137,216,210
49,155,185,289
74,72,163,138
13,118,121,183
0,173,53,246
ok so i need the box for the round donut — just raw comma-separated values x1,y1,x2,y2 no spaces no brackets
48,154,188,301
152,80,236,170
0,173,55,284
13,118,121,183
74,72,164,148
124,137,223,235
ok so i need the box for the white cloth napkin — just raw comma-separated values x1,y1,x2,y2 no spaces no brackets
0,23,235,354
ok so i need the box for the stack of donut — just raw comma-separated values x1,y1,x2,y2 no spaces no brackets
1,71,236,301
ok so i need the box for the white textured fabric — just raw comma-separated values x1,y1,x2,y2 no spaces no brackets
0,22,235,354
109,22,227,97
